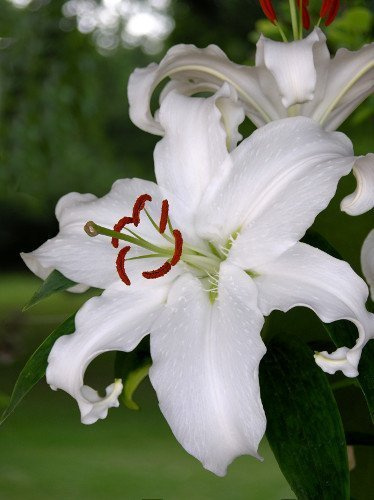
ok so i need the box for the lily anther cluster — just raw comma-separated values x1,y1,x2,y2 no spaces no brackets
21,0,374,478
84,192,234,300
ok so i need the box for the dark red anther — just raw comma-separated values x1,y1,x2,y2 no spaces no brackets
116,246,131,285
259,0,277,24
159,200,169,234
142,261,172,280
111,216,134,248
132,194,152,227
170,229,183,266
320,0,340,26
297,0,310,30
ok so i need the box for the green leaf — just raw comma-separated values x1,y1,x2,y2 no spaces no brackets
23,270,77,311
302,229,374,422
260,333,349,500
123,361,151,410
0,314,76,426
301,229,342,260
324,320,374,423
114,336,151,410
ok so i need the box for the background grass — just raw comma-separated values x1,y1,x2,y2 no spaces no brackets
0,273,294,500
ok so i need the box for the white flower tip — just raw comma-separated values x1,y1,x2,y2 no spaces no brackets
314,347,359,378
80,379,123,425
20,251,51,281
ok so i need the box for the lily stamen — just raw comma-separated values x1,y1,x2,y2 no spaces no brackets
116,246,131,285
132,194,152,226
170,229,183,266
142,261,172,280
112,216,133,248
159,200,169,234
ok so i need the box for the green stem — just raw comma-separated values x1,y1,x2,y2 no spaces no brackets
298,1,303,39
275,21,288,42
85,222,170,255
289,0,298,40
144,208,174,244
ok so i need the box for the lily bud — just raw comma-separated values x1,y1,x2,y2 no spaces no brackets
297,0,311,30
320,0,340,26
259,0,277,24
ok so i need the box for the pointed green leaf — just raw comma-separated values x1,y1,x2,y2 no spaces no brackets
0,314,76,425
114,336,151,410
260,333,349,500
23,270,77,311
302,229,374,422
123,361,151,410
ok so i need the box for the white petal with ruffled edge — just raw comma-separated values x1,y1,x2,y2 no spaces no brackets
21,178,177,290
341,154,374,216
256,30,320,108
128,43,286,134
195,116,353,267
309,42,374,130
254,242,374,377
149,264,266,476
361,229,374,300
46,281,168,424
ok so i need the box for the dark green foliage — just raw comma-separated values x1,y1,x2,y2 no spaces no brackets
302,230,374,422
260,334,350,500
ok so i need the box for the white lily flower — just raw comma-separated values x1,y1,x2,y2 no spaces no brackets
22,87,373,475
128,28,374,216
361,229,374,301
128,28,373,134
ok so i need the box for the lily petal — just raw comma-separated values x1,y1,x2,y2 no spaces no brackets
256,30,322,108
341,154,374,216
361,229,374,300
46,281,168,424
21,179,171,289
309,41,374,130
254,242,374,377
154,85,242,241
128,43,285,134
196,116,353,268
150,264,266,476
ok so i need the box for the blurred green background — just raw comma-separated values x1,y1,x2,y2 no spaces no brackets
0,0,373,498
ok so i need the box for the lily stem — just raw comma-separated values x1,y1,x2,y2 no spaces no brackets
275,21,288,42
289,0,299,40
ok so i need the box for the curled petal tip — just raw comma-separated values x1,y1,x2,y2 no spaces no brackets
314,347,359,378
80,379,123,425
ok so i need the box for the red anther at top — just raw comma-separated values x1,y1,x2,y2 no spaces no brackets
320,0,340,26
132,194,152,226
259,0,277,24
112,215,133,248
297,0,310,30
159,200,169,234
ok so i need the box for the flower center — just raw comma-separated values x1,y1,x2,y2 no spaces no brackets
84,193,222,291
